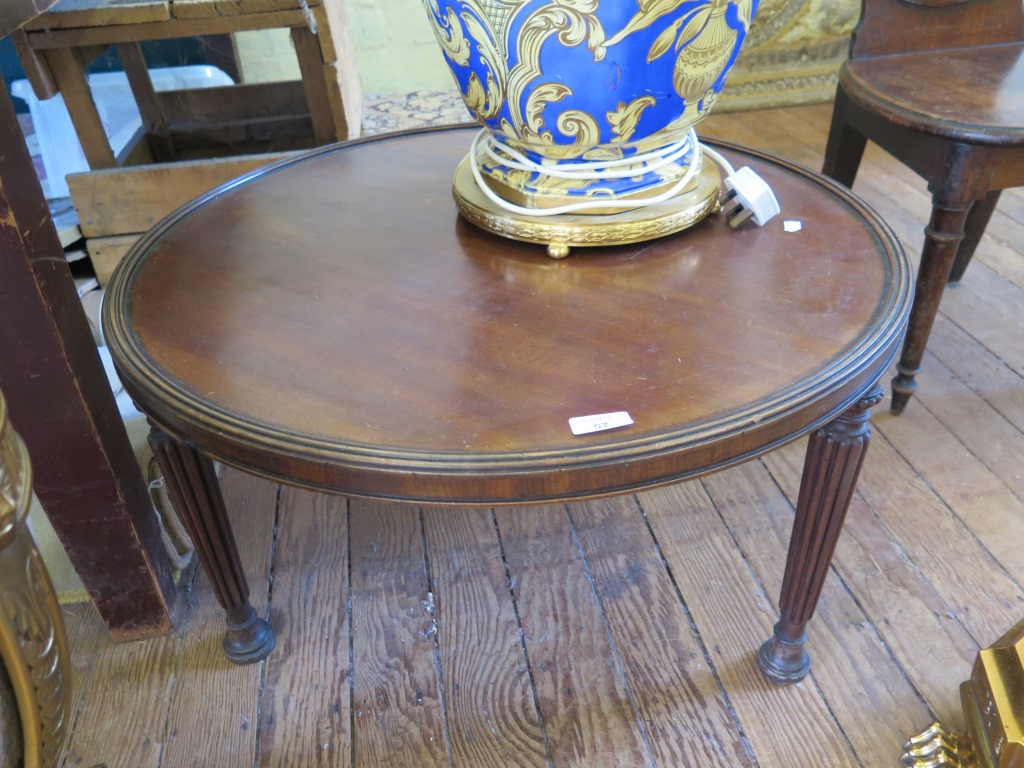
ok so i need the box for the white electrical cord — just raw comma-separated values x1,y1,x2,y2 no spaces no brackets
469,128,707,217
481,130,697,180
698,142,735,179
468,127,778,228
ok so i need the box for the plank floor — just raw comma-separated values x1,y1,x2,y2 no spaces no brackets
56,103,1024,767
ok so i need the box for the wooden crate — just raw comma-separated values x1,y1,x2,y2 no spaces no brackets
71,149,298,284
16,0,361,281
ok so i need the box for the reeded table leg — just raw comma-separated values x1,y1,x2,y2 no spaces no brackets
148,426,275,664
759,385,884,684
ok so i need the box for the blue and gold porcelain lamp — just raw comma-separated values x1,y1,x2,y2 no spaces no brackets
423,0,760,257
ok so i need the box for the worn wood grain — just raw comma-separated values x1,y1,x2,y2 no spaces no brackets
927,313,1024,434
59,630,178,767
25,10,305,48
567,495,754,767
258,488,350,768
0,0,59,36
169,114,314,152
69,151,296,237
0,81,175,638
22,0,170,30
9,28,56,99
53,603,109,767
291,24,342,144
421,507,549,768
44,47,116,169
312,0,362,137
940,264,1024,375
159,468,276,768
950,210,1024,292
170,0,324,19
639,481,860,768
321,59,360,140
912,346,1024,506
868,420,1024,640
496,505,652,767
157,81,310,128
87,234,139,286
117,41,175,162
348,501,449,767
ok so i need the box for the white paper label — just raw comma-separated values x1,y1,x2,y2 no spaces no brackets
784,220,802,232
569,411,634,436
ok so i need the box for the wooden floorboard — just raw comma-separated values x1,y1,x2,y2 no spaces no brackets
52,103,1024,767
348,501,450,767
568,495,752,767
422,506,549,768
496,505,651,767
641,482,859,768
257,488,350,768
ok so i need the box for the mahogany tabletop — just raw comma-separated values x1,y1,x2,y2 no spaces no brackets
103,126,912,505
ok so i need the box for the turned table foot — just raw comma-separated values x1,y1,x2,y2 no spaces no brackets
759,384,884,684
148,426,275,664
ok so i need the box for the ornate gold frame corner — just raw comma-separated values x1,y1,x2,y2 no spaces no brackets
0,392,72,767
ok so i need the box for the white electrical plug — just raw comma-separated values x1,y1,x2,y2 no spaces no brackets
721,166,781,229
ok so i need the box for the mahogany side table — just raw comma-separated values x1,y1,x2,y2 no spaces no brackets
102,126,912,683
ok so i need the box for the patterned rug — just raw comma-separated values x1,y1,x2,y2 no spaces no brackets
363,89,472,136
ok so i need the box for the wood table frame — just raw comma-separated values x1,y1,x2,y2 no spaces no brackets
1,0,176,641
103,127,913,684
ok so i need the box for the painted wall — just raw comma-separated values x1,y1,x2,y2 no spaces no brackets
345,0,454,93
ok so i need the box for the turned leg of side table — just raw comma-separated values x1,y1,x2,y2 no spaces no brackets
758,384,884,684
890,195,973,415
148,426,275,664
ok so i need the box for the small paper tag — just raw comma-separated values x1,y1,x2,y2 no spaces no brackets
569,411,634,436
784,220,802,232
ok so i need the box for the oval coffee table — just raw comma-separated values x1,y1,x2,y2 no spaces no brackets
103,126,911,684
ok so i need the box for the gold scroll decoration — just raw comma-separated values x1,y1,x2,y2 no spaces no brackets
0,391,72,767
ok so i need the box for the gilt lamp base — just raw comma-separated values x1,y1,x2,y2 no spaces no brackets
452,155,722,259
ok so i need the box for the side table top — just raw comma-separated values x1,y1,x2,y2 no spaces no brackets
104,126,911,504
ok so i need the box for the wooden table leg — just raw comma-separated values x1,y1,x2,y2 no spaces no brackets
890,195,973,415
758,384,884,684
148,426,275,664
948,189,1001,285
821,87,868,188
